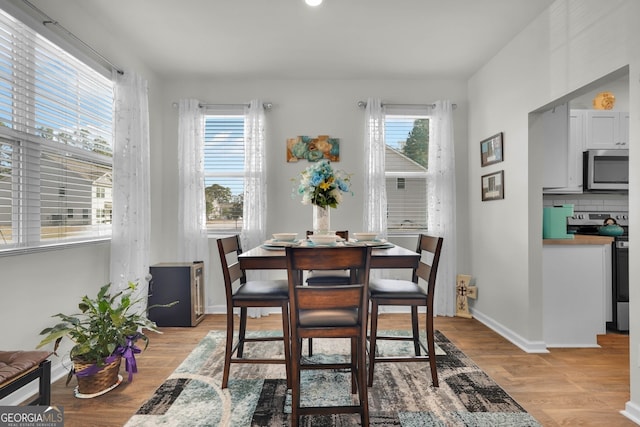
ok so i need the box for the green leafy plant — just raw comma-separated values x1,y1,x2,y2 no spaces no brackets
37,282,176,379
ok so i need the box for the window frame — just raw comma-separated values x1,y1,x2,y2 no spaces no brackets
384,110,430,234
0,9,114,255
202,107,245,234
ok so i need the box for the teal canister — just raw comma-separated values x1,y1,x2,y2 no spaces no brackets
543,204,575,239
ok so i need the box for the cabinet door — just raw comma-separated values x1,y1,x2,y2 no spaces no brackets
542,104,570,189
542,104,583,193
619,112,629,147
566,110,584,190
585,111,627,149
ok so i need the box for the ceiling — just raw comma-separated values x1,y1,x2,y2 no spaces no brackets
28,0,554,80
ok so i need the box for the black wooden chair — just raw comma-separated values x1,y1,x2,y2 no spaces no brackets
217,234,291,388
367,234,444,387
285,245,372,427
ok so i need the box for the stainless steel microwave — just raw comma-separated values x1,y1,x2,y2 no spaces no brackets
583,149,629,191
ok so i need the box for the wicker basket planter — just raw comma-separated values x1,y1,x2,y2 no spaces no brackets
73,356,122,396
38,282,177,397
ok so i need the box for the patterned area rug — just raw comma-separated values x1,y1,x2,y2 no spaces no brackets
125,330,540,426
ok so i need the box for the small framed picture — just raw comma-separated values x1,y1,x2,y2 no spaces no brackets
480,132,503,167
481,170,504,201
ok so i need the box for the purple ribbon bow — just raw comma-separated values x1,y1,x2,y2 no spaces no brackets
74,335,141,382
115,335,141,382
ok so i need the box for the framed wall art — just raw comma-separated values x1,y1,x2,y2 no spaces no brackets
286,135,340,162
480,132,503,167
481,170,504,201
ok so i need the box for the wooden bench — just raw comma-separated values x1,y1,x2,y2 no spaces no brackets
0,351,51,405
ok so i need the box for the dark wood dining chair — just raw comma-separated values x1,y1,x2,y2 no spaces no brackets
367,234,444,387
285,245,372,427
216,234,291,389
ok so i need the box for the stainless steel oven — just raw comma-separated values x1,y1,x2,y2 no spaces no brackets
567,211,629,331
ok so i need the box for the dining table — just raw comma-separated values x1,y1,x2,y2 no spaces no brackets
238,241,420,271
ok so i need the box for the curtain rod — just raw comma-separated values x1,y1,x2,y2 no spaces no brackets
21,0,124,75
356,101,457,109
197,102,273,110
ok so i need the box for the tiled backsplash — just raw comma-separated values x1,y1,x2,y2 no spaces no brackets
543,194,628,213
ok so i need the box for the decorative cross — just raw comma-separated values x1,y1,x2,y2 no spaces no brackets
456,274,477,318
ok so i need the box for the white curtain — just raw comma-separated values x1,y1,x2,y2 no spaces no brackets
110,70,151,306
177,100,209,273
363,98,387,239
241,100,270,317
428,100,457,316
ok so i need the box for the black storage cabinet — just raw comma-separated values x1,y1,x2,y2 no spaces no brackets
148,262,205,327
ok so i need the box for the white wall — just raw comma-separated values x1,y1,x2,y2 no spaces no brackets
468,0,640,420
153,78,470,310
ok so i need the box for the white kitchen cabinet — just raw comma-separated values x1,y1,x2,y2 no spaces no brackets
567,109,584,190
542,104,583,193
585,110,629,149
543,242,610,347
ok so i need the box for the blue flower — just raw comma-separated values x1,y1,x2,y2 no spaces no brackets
293,160,352,208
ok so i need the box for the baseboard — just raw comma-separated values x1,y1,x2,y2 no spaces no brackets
621,400,640,424
471,309,549,353
0,387,32,406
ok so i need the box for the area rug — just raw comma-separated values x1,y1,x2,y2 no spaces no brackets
125,330,540,426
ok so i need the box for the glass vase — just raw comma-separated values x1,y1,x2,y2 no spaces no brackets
312,205,331,235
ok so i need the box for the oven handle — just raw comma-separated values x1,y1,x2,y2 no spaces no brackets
616,240,629,249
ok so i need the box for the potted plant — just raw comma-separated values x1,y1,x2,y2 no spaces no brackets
37,281,175,397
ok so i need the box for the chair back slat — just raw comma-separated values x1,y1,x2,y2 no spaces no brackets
227,262,243,284
296,285,362,310
287,246,369,273
216,235,248,303
415,262,431,281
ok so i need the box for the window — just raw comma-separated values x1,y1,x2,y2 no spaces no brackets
203,108,245,232
385,110,429,232
0,10,113,252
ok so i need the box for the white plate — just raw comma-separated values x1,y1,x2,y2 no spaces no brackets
347,239,394,248
261,244,286,251
263,239,301,247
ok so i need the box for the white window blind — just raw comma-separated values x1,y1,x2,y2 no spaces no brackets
0,9,113,251
385,112,429,232
203,108,245,232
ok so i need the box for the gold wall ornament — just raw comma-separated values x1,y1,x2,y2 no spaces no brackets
592,91,615,110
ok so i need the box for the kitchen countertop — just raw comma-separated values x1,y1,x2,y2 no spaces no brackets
543,234,614,245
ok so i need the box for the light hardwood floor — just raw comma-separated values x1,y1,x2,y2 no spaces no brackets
43,314,634,426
